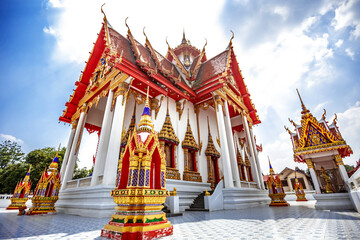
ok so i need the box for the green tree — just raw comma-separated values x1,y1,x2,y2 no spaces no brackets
344,164,354,172
0,162,30,194
0,140,24,169
25,147,66,191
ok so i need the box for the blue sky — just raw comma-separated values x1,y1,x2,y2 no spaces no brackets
0,0,359,173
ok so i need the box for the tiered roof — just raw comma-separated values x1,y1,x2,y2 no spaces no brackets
59,15,260,125
205,118,220,158
158,100,179,145
182,112,199,151
285,90,352,163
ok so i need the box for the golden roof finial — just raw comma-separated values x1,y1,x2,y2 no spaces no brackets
24,165,31,182
333,113,338,125
322,109,326,120
207,116,210,133
284,125,292,135
182,28,187,44
143,27,148,41
296,89,309,114
166,97,169,115
166,37,171,50
125,17,131,34
288,118,296,128
101,3,107,22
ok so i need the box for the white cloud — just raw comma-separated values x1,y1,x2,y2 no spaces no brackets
0,134,24,145
337,101,360,166
345,48,355,60
332,0,360,39
48,0,64,8
43,26,56,36
235,16,333,122
45,0,226,65
273,6,289,20
335,39,343,48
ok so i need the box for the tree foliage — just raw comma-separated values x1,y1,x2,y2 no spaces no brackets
0,140,24,169
0,162,30,194
25,147,65,191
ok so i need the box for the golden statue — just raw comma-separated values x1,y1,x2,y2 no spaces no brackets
321,167,335,193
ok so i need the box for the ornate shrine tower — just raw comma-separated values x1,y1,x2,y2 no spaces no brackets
266,159,289,207
285,90,353,194
27,149,61,215
6,167,32,210
101,89,173,240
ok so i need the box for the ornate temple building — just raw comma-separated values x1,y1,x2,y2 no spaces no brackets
285,90,352,194
6,167,32,210
57,10,267,217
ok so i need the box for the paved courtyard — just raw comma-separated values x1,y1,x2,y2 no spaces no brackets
0,201,359,240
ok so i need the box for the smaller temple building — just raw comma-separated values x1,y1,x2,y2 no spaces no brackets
285,90,352,194
263,167,313,192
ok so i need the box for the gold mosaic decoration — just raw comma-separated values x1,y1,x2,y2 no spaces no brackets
181,110,199,151
205,118,220,158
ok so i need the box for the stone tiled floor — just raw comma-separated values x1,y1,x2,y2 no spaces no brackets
0,201,359,239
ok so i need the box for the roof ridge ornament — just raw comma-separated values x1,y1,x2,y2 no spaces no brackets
296,89,310,115
268,156,275,175
322,109,326,120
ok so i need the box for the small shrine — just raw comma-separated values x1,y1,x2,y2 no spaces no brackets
101,88,173,240
6,167,32,210
205,118,221,190
267,159,289,207
294,172,307,201
26,148,61,215
285,89,353,194
158,99,180,180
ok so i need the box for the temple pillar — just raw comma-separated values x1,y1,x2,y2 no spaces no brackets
91,90,115,186
60,124,76,182
61,105,87,190
335,154,350,190
214,96,234,188
242,112,261,189
249,127,266,190
306,159,321,194
102,84,128,186
223,101,241,187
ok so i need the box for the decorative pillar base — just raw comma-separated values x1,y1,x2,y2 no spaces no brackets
183,170,202,182
26,196,58,215
269,193,289,207
101,189,173,240
166,167,181,180
296,193,308,201
6,198,28,210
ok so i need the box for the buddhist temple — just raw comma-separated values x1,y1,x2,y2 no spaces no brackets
27,148,61,215
285,89,353,194
6,167,32,210
56,7,268,217
266,159,289,207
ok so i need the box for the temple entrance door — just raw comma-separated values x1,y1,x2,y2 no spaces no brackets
188,150,195,171
45,180,54,197
165,143,173,168
19,188,25,198
211,157,220,185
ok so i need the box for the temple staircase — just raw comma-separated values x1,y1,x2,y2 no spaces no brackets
185,191,213,211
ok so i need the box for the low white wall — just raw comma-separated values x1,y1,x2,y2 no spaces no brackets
0,194,32,208
348,168,360,213
285,191,315,201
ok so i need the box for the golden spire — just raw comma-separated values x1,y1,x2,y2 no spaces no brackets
296,89,310,114
138,87,154,132
24,166,31,182
205,117,220,157
268,156,275,175
182,109,199,150
49,144,61,170
159,97,179,144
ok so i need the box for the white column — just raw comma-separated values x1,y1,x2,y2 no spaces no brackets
91,90,115,186
242,113,261,189
249,127,266,190
306,159,321,194
103,94,126,186
215,97,234,188
61,108,87,190
339,165,349,183
223,101,241,188
60,126,76,182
